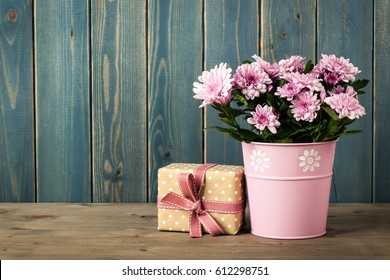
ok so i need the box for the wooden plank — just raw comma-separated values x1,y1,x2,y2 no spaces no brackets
374,0,390,202
317,0,373,202
0,203,389,259
148,0,203,202
261,0,316,61
0,0,34,201
204,0,259,165
35,0,91,202
91,0,147,202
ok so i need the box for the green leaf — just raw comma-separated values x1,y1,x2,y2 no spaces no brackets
232,90,248,106
218,112,227,118
304,60,314,74
340,117,354,126
351,79,369,91
228,107,246,118
323,129,362,141
236,129,260,141
276,138,294,143
211,104,225,114
323,107,339,121
279,99,289,111
266,93,278,108
209,126,244,141
220,117,237,128
275,79,286,88
241,60,252,65
325,118,340,136
341,130,362,136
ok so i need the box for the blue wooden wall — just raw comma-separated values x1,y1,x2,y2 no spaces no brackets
0,0,389,203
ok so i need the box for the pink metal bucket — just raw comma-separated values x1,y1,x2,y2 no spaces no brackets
242,141,337,239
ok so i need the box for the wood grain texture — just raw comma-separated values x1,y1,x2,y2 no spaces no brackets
35,0,91,202
261,0,316,61
91,0,147,202
148,0,203,202
374,0,390,202
0,0,34,201
0,203,389,259
204,0,258,165
317,0,373,202
1,0,389,203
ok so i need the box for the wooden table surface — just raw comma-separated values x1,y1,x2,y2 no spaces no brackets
0,203,389,260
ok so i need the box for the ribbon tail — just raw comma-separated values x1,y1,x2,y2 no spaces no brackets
198,212,224,236
189,211,202,238
160,192,195,210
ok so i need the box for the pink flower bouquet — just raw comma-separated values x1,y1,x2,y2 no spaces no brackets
193,54,368,143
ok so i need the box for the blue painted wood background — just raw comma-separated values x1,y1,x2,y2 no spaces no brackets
0,0,389,203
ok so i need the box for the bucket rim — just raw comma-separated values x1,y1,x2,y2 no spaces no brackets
242,139,338,147
245,172,333,181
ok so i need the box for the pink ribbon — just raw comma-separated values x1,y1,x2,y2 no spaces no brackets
158,164,245,238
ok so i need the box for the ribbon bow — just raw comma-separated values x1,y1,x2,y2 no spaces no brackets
158,164,244,238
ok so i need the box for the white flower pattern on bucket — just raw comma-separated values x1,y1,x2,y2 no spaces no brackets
299,149,321,172
250,150,270,172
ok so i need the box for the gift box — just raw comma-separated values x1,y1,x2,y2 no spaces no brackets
157,163,245,237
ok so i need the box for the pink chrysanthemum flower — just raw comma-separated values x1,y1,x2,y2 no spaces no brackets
247,105,281,134
314,54,361,85
275,82,301,101
324,86,366,119
283,72,325,93
277,72,326,102
252,55,281,81
278,55,306,75
329,85,345,95
345,85,358,96
290,91,321,122
193,63,233,107
233,63,273,100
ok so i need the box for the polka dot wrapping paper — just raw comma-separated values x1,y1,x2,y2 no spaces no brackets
157,163,246,235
